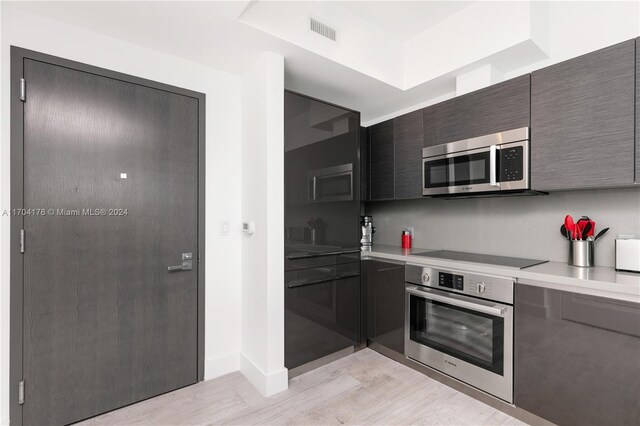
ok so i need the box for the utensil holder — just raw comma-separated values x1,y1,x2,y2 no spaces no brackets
569,240,594,267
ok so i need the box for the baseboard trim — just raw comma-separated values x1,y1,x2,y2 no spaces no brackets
204,351,241,381
240,354,288,397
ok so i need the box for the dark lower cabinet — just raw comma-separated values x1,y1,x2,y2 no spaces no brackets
515,283,640,426
363,259,405,354
285,261,361,370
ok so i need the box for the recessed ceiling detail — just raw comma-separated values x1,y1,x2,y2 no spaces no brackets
238,1,550,92
7,1,639,124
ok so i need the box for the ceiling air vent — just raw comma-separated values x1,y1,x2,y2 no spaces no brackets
310,17,336,41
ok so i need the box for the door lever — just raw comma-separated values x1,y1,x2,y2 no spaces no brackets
168,253,193,272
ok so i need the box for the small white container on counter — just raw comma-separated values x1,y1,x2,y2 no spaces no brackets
616,237,640,273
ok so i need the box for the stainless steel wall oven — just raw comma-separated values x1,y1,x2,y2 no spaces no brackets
405,264,514,402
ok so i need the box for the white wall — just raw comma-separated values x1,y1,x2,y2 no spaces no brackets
0,5,244,424
503,0,640,79
240,52,288,396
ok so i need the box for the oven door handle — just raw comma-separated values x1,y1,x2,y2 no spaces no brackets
406,286,506,317
489,144,499,187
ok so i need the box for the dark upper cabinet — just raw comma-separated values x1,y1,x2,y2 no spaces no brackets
363,259,405,354
284,91,361,247
531,39,636,191
515,283,640,426
394,110,424,199
636,37,640,183
422,75,530,148
369,120,395,200
360,126,369,201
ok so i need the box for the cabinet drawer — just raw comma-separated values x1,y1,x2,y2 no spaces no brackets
285,250,360,272
285,261,360,288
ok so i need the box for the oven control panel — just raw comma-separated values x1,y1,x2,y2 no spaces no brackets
406,264,514,305
438,272,464,291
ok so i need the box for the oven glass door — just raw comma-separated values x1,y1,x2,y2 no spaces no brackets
424,150,492,190
408,292,504,375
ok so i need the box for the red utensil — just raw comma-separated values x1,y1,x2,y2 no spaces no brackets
564,215,575,240
577,216,595,237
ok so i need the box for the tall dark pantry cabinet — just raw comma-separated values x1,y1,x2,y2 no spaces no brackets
284,91,362,376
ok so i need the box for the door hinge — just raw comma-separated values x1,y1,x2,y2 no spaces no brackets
20,78,26,102
20,229,25,253
18,380,24,405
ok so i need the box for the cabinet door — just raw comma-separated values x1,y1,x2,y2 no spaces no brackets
365,260,405,354
369,120,395,200
636,37,640,183
423,75,530,148
394,110,424,199
515,283,640,426
362,260,375,341
531,40,635,191
360,126,369,201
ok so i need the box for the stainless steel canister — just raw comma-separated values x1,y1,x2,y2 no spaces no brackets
569,240,594,267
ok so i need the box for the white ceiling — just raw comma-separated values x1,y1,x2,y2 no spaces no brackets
6,1,636,124
335,1,473,41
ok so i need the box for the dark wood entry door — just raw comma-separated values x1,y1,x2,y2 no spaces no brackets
19,56,201,425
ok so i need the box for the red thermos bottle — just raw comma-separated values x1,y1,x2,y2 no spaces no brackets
402,231,412,249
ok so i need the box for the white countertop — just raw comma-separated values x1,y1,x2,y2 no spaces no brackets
361,244,640,303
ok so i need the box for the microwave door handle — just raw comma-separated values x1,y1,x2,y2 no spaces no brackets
406,287,506,317
490,144,499,187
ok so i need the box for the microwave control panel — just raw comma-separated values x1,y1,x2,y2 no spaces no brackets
500,146,523,182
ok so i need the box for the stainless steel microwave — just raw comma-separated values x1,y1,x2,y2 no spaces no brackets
308,163,354,202
422,127,530,196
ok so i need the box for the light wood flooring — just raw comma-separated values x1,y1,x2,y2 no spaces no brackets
80,349,527,425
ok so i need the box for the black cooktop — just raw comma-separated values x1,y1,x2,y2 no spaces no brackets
413,250,548,269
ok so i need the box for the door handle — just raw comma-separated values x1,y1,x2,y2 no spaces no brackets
490,144,499,187
406,286,506,317
168,253,193,272
168,260,193,272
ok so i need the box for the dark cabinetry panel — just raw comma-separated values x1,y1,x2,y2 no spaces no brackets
531,39,635,191
636,37,640,183
394,110,424,199
423,75,530,148
369,121,395,200
360,126,369,201
515,283,640,426
363,259,405,354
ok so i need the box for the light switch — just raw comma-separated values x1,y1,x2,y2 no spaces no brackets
220,221,230,236
120,173,127,179
242,222,255,234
